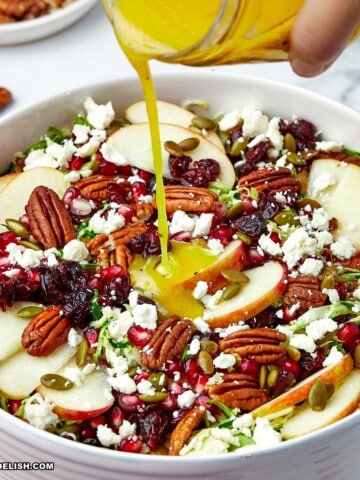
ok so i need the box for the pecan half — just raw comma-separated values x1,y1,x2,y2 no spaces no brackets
153,185,218,213
219,327,287,364
72,175,128,200
169,406,205,456
205,372,268,410
26,186,76,249
141,316,196,369
283,275,327,312
109,222,147,246
238,167,300,197
21,305,72,356
0,87,12,109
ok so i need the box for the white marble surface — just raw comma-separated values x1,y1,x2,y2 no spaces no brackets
1,2,360,115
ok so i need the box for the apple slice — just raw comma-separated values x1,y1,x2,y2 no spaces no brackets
281,369,360,439
182,239,246,291
204,261,287,328
37,359,114,421
253,353,354,418
0,167,70,233
106,123,235,188
125,100,225,152
0,301,42,362
0,172,19,193
307,158,360,250
0,344,76,399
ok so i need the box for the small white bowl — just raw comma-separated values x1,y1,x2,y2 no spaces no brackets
0,0,97,46
0,72,359,480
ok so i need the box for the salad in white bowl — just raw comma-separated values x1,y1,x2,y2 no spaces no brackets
0,73,359,480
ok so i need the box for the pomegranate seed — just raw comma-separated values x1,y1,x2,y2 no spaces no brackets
0,231,18,252
117,204,135,223
137,169,154,182
195,394,220,415
246,246,267,266
131,182,147,202
7,399,22,414
88,275,104,291
280,358,301,378
133,370,150,383
69,156,87,171
212,203,227,227
88,414,107,429
98,159,119,176
239,358,260,376
338,322,360,352
335,282,347,300
26,268,40,283
184,358,200,385
117,393,143,413
108,405,125,429
117,165,133,176
120,437,143,453
164,359,182,378
101,264,125,280
269,232,281,244
160,392,177,411
169,381,186,395
63,187,81,206
127,325,153,347
84,328,99,348
209,225,234,246
282,305,299,323
79,426,96,441
195,373,209,393
239,195,257,214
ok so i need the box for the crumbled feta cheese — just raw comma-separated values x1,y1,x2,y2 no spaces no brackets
84,97,115,130
192,213,213,238
282,228,317,268
3,268,20,278
89,210,125,235
218,110,242,131
193,281,208,300
132,303,158,330
241,106,269,137
233,413,254,432
252,417,282,447
289,333,316,353
305,317,338,341
180,426,239,456
62,239,89,262
177,390,197,409
118,420,137,440
258,234,282,256
128,290,139,308
169,210,195,235
207,238,225,255
214,322,249,338
310,208,331,231
266,117,283,150
213,352,236,369
97,425,121,447
330,236,355,260
193,317,211,334
315,141,342,152
23,150,59,171
23,393,58,430
299,258,323,276
108,310,134,340
67,328,83,347
188,337,201,355
322,288,340,304
107,372,137,393
137,379,156,396
207,372,224,385
73,124,91,144
309,172,336,196
323,346,344,367
100,142,129,166
6,243,44,269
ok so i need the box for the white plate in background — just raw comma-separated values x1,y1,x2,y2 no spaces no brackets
0,0,97,46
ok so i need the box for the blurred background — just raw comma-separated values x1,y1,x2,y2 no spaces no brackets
1,1,360,114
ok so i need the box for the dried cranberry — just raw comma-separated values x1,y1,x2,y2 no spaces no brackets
193,159,220,182
247,309,279,329
168,154,192,178
0,231,18,253
102,275,131,306
245,139,271,163
232,213,266,238
290,119,316,150
258,195,279,220
139,407,170,451
137,169,154,182
269,370,296,398
107,183,128,204
129,228,163,258
299,348,326,379
278,119,290,136
229,125,243,144
180,168,209,188
62,286,94,327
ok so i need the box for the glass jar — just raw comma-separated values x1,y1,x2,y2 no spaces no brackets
107,0,307,65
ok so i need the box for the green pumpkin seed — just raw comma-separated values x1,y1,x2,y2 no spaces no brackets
164,140,184,157
320,274,335,290
287,152,307,166
285,345,301,362
5,219,30,239
221,282,242,301
300,149,318,161
259,365,268,389
139,391,168,403
225,202,246,220
354,344,360,368
200,339,218,355
274,210,300,227
19,240,42,251
267,367,279,388
236,231,252,245
178,137,200,152
40,374,73,391
191,116,217,131
308,380,328,411
76,339,89,367
148,372,167,389
16,305,44,318
197,350,215,375
221,269,249,284
230,137,249,156
284,133,297,153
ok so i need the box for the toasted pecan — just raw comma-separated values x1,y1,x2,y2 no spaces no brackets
219,327,287,364
153,185,218,213
283,275,327,312
21,306,72,356
26,186,76,249
72,175,128,200
0,87,12,109
205,372,268,410
168,406,206,455
238,167,300,197
141,316,196,369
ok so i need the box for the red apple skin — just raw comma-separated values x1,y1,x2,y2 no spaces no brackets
53,401,114,421
205,261,288,329
253,353,354,418
182,240,246,291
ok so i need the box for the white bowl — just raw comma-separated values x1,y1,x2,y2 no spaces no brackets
0,72,359,480
0,0,97,46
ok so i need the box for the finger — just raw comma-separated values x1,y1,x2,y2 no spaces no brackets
290,0,360,77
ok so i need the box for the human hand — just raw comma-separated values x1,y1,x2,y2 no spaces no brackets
290,0,360,77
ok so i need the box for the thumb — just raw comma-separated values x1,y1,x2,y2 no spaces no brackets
290,0,360,77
